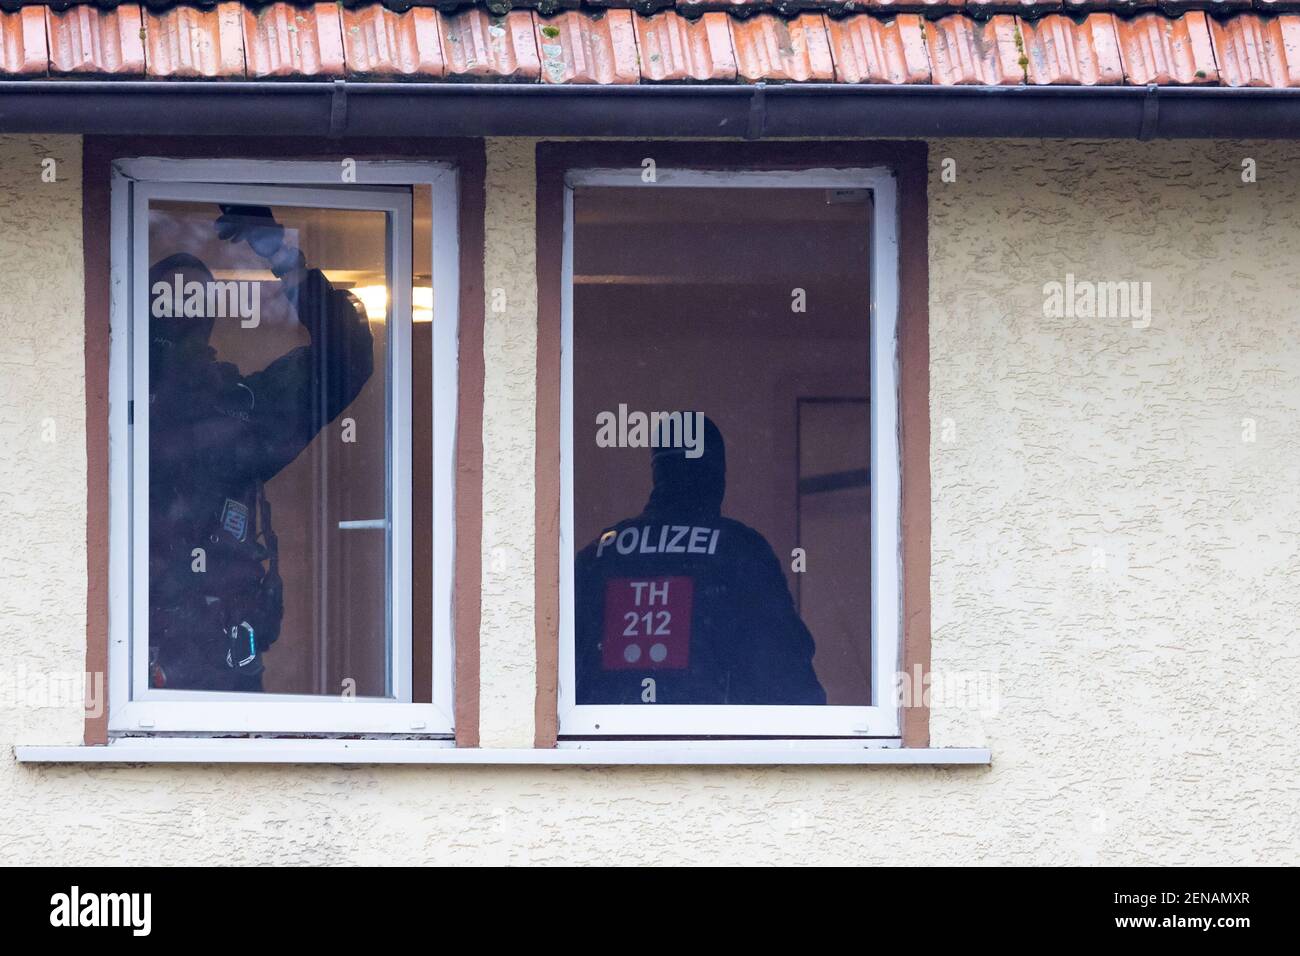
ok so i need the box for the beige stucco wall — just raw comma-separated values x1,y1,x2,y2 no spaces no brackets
1,134,1297,865
479,137,540,748
0,136,87,759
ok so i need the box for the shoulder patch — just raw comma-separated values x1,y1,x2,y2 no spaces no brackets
221,498,250,542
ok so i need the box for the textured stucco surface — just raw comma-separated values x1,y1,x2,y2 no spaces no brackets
0,137,86,757
2,135,1298,865
477,137,540,748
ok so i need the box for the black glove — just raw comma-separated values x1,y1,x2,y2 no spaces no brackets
215,205,284,260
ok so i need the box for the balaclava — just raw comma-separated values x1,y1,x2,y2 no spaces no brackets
149,252,217,351
645,414,726,519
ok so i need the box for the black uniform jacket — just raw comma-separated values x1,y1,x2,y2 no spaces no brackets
148,267,373,690
575,495,826,706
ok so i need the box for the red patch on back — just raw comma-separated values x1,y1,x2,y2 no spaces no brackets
601,576,694,670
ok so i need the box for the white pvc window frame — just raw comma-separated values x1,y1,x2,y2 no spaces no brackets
108,159,460,736
557,166,902,739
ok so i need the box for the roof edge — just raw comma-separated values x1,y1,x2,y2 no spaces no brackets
5,80,1300,138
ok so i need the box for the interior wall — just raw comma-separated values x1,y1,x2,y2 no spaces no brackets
3,135,1300,865
571,288,868,564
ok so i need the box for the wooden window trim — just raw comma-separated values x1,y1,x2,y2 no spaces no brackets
82,137,486,747
533,141,931,748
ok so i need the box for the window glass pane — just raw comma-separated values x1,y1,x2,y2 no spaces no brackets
146,200,390,697
571,184,873,706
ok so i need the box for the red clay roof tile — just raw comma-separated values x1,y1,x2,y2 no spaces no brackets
634,11,736,82
438,9,540,81
0,7,47,76
536,10,640,84
1210,13,1300,87
730,12,834,82
145,4,246,79
242,2,345,78
1115,11,1218,85
341,5,445,78
826,13,930,84
925,13,1023,85
1018,13,1123,85
13,1,1300,90
46,4,146,76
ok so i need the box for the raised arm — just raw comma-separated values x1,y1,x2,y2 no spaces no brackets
216,205,375,481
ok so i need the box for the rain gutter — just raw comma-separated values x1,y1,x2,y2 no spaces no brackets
3,79,1300,139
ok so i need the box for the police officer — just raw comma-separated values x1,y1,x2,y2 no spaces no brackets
575,416,826,705
148,206,374,692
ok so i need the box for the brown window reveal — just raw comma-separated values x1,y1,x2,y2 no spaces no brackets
82,137,485,746
534,141,930,747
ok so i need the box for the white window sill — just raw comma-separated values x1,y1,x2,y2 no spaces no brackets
14,739,991,766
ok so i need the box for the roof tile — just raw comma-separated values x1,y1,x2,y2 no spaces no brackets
18,1,1300,91
438,9,540,80
341,5,444,77
925,13,1023,85
145,3,246,79
0,7,47,76
1210,13,1300,87
1018,12,1123,85
1115,11,1217,85
536,10,640,83
730,12,834,82
46,4,146,76
634,11,736,81
243,2,345,78
826,12,930,84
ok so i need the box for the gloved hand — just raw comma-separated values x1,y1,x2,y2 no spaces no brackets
215,205,285,260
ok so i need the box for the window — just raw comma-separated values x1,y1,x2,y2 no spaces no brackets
107,160,458,735
557,166,902,738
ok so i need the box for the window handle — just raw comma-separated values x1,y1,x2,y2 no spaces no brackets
337,519,387,531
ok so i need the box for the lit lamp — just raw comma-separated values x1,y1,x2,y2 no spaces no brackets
349,286,434,323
